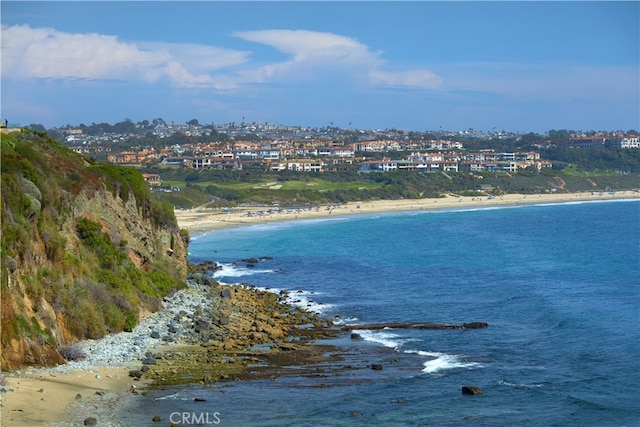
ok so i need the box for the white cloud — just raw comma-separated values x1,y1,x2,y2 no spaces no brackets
234,29,441,89
1,25,442,92
1,25,249,88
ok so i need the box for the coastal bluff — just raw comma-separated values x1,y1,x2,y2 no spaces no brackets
1,130,188,370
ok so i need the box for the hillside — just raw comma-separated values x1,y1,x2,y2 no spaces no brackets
1,129,188,370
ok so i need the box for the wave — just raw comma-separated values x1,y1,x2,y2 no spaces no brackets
281,288,335,314
497,379,545,389
212,262,275,281
350,329,480,374
155,389,195,401
404,349,481,374
350,329,409,349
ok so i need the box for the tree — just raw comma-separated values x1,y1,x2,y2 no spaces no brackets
187,119,199,126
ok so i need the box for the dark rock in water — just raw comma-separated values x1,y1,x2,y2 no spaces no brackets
350,411,362,417
371,364,384,371
220,289,232,299
462,322,489,329
152,415,161,422
194,397,207,402
83,417,97,426
350,333,362,340
461,385,484,395
128,370,143,378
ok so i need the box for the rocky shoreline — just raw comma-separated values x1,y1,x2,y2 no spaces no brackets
2,260,489,426
30,261,344,426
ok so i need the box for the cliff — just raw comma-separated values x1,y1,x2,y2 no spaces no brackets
1,130,188,370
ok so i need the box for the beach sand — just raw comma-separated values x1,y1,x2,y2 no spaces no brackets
1,190,638,426
174,191,640,233
0,365,145,426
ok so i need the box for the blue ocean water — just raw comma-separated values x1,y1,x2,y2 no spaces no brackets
127,200,640,426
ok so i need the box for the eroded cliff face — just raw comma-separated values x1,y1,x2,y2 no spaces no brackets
1,130,188,370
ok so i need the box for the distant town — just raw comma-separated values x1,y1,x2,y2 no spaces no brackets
8,119,640,184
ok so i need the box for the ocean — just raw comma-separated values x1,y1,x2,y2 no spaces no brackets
123,199,640,426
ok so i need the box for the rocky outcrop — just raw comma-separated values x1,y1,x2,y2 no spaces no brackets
1,130,188,370
342,321,488,331
461,385,484,395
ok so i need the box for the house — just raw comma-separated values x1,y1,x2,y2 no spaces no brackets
610,136,640,149
142,173,162,187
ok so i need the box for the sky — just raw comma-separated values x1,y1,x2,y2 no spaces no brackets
1,1,638,133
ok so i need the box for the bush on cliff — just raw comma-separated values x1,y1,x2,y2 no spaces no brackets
1,130,187,369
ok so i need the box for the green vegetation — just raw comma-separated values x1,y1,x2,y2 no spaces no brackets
148,167,639,209
1,130,186,354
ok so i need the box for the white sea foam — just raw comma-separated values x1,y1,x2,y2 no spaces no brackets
351,329,407,349
283,289,334,314
497,379,544,389
404,349,480,374
155,390,194,401
332,316,359,325
212,262,274,281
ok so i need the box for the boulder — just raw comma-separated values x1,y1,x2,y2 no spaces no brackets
461,385,484,395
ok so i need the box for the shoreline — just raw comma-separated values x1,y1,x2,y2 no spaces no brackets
174,190,640,233
2,191,638,425
0,278,336,426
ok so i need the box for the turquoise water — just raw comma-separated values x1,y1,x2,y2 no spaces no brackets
127,199,640,426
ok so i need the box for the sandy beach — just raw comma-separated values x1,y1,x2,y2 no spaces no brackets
0,365,144,426
175,191,640,233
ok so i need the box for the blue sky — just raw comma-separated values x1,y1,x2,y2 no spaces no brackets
1,1,638,132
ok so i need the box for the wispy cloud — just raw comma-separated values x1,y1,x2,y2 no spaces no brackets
1,25,249,89
2,25,442,92
234,29,442,89
440,62,638,103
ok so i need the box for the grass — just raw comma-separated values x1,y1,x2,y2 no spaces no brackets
186,177,382,191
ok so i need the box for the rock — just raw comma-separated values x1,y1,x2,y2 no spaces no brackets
128,370,143,378
350,333,362,340
142,357,157,365
350,411,362,417
150,331,161,339
75,393,83,400
220,289,232,299
462,322,489,329
152,415,161,422
83,417,98,426
461,385,484,395
371,364,384,371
